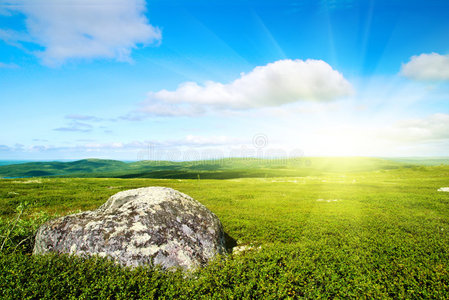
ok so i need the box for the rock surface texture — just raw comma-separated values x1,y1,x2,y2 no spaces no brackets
33,187,226,269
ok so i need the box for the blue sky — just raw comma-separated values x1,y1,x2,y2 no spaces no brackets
1,0,449,160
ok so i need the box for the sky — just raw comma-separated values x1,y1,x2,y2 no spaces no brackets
0,0,449,160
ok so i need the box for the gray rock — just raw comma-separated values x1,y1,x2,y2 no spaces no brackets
33,187,226,269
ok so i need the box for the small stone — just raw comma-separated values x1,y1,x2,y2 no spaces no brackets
232,244,262,255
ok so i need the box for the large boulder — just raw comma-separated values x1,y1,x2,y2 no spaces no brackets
33,187,226,269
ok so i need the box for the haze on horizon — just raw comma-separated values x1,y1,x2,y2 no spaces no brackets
1,0,449,160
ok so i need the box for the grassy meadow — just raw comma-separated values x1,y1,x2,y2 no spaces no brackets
0,158,449,298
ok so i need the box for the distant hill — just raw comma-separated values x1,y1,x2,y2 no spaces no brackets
0,159,129,178
0,157,427,179
0,160,35,166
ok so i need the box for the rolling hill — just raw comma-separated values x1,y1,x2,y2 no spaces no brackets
0,157,427,179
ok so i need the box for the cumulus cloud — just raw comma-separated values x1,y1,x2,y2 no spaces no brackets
0,0,161,66
141,59,353,115
401,53,449,81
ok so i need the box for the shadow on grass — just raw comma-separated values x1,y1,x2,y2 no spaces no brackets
224,232,237,253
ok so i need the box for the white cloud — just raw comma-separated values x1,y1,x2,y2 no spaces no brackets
0,28,31,48
0,135,251,160
4,111,449,158
401,53,449,81
54,121,93,132
65,114,102,121
307,113,449,156
380,113,449,142
140,103,205,117
1,0,161,66
142,59,353,115
183,135,242,147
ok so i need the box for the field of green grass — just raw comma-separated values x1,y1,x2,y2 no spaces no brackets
1,158,449,298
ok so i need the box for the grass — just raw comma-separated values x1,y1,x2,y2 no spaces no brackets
0,159,448,298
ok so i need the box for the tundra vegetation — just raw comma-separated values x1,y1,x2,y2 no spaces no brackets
0,157,448,298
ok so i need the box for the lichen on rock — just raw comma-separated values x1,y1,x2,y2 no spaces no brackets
33,187,227,270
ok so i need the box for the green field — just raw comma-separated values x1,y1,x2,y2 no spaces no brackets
1,158,449,298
